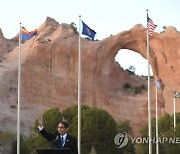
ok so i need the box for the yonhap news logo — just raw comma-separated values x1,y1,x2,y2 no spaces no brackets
114,132,180,149
114,132,129,149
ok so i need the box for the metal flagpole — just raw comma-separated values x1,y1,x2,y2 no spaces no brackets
173,92,176,135
155,76,159,154
78,15,82,154
146,9,152,154
17,23,22,154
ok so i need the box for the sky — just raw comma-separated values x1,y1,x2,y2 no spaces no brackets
1,0,179,75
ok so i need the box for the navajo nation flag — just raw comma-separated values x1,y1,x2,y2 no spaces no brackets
147,14,157,37
21,27,38,41
82,21,96,40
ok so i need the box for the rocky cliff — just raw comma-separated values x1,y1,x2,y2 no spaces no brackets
0,17,179,137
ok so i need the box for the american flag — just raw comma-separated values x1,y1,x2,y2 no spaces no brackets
147,14,157,37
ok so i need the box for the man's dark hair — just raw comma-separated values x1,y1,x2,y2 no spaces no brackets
60,121,69,128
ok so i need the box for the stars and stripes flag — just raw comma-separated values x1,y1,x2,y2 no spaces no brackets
147,14,157,37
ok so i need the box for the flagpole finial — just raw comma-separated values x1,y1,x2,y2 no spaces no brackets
79,15,81,18
146,9,149,12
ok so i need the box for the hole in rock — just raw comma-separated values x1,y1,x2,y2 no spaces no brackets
115,49,153,76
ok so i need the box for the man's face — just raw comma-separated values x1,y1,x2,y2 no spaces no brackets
58,123,68,135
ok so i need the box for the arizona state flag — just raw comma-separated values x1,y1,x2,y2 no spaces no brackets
21,27,38,41
82,21,96,40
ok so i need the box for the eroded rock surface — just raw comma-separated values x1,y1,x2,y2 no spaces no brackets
0,17,179,136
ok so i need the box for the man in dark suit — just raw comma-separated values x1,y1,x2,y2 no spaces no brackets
38,118,78,154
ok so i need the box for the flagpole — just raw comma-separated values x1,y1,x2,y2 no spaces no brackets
78,15,82,154
17,22,22,154
155,76,159,154
173,91,176,135
146,9,152,154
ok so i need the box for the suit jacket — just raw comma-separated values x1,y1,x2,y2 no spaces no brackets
40,128,78,154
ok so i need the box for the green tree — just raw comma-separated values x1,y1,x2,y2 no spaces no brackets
126,66,136,75
40,108,62,132
19,108,62,154
71,22,78,34
0,131,14,153
117,120,135,154
12,135,24,154
69,107,117,154
138,113,180,154
63,105,90,134
0,131,14,147
117,120,132,133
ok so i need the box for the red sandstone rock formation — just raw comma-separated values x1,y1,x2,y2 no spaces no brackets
0,17,179,137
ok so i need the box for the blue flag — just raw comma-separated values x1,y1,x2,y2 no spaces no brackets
82,21,96,40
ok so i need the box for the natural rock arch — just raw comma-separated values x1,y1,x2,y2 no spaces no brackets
0,17,179,136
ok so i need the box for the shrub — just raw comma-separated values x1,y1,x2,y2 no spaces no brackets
123,83,132,89
134,87,142,94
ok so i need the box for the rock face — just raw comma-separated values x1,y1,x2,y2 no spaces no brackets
0,17,179,137
0,29,17,58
